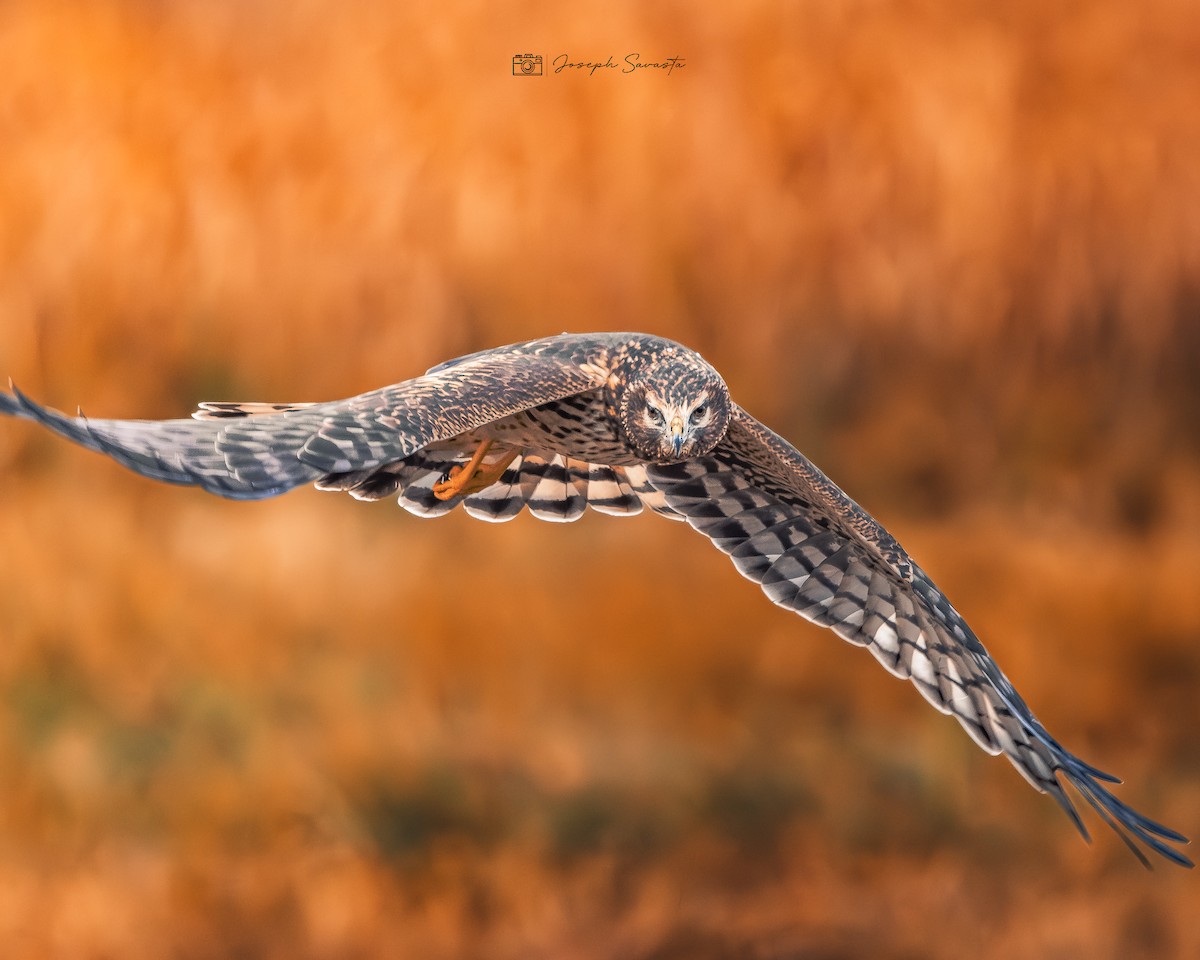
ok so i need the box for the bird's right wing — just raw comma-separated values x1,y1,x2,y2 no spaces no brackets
646,406,1192,867
0,335,611,500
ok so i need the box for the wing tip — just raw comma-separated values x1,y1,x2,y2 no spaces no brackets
0,380,19,416
1058,762,1193,869
4,384,80,433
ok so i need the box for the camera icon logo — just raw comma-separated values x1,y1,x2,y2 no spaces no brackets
512,54,543,76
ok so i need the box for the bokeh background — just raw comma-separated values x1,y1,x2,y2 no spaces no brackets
1,1,1198,957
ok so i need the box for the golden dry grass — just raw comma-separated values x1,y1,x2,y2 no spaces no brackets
1,2,1198,957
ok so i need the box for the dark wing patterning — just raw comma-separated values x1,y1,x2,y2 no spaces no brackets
647,407,1191,867
0,336,608,500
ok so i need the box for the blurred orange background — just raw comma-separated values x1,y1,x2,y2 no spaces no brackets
1,1,1198,957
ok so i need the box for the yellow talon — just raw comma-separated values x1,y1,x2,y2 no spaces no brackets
432,441,519,500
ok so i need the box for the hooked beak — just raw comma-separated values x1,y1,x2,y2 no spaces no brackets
670,415,685,456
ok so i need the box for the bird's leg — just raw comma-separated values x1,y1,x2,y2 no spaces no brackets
433,440,493,500
432,441,519,500
463,448,520,494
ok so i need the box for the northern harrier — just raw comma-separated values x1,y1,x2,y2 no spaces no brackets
0,332,1190,866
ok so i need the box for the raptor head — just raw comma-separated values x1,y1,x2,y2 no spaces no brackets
614,345,732,462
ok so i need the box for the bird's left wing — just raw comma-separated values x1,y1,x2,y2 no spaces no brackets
0,335,609,500
646,406,1191,867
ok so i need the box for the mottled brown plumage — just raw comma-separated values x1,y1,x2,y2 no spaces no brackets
0,332,1190,867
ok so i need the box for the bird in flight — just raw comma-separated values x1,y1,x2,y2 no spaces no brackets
0,332,1190,867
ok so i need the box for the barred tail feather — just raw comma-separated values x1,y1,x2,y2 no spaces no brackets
314,447,681,524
